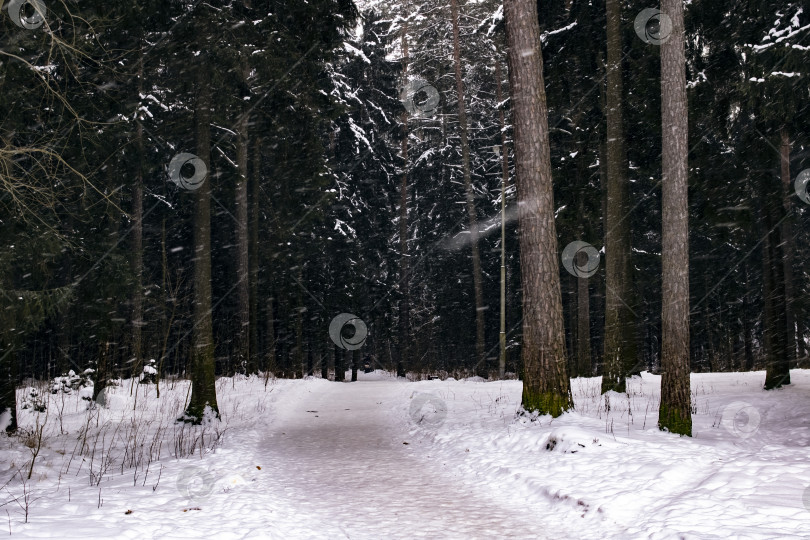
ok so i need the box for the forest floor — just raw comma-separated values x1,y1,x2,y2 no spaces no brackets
1,369,809,539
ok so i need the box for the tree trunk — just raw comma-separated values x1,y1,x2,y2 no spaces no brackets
328,337,335,381
131,44,145,379
496,60,509,380
335,345,345,382
321,338,328,379
761,208,776,373
265,293,276,374
397,22,410,379
157,217,167,396
575,156,593,379
277,295,289,378
601,0,635,393
658,0,691,436
0,343,18,433
295,272,305,378
450,0,487,378
760,169,791,390
249,138,261,374
235,87,250,374
779,127,796,366
705,282,715,372
56,251,72,378
93,342,109,406
351,349,358,382
567,273,578,378
742,263,755,371
503,0,573,416
577,270,592,378
186,59,219,422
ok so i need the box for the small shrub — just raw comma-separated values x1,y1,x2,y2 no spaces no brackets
51,369,94,395
140,360,158,385
21,388,47,412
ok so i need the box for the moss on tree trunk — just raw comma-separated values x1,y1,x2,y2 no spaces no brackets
658,403,692,436
521,387,572,418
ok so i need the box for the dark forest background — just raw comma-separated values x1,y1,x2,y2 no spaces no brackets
1,0,808,394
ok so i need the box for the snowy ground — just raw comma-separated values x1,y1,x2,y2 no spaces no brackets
1,369,809,539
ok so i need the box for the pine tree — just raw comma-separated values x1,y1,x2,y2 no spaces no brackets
658,0,692,436
503,0,573,416
185,41,219,422
601,0,636,394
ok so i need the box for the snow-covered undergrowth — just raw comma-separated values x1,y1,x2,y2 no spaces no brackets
1,369,808,538
1,375,282,537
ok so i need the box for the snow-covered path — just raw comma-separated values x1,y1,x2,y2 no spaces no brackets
6,371,810,539
256,380,549,539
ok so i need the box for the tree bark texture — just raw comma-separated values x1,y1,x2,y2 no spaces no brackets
602,0,636,393
186,59,220,422
503,0,573,416
658,0,691,435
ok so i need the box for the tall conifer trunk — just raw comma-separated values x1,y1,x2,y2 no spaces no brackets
760,169,791,390
577,272,591,377
186,54,219,422
266,293,276,374
779,128,796,366
601,0,635,393
295,269,305,378
234,61,251,374
658,0,691,435
567,274,578,377
328,338,335,381
397,21,410,379
248,138,261,374
496,60,509,380
503,0,573,416
131,42,145,379
321,339,329,379
742,263,755,371
335,344,345,382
